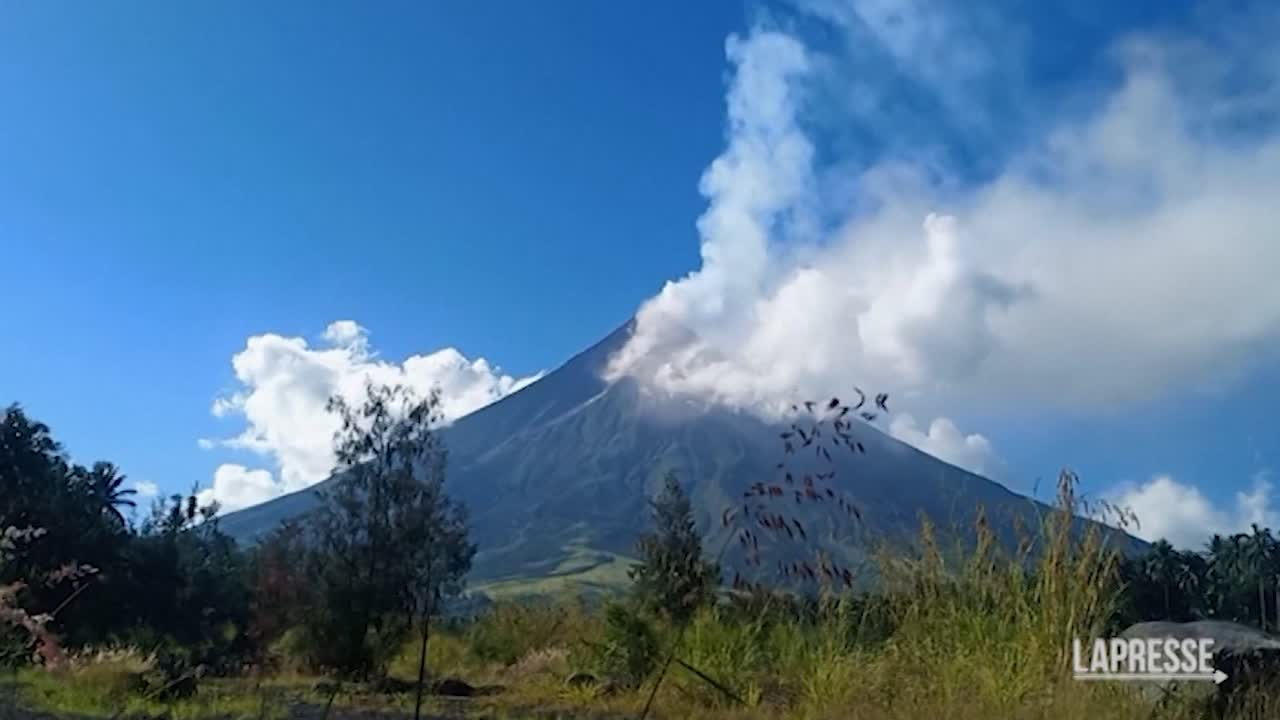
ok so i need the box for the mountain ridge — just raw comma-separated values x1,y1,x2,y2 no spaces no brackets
219,319,1140,591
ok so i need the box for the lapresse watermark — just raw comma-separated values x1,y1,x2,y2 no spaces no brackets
1072,637,1228,684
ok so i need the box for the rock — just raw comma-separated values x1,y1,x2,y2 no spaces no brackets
1121,620,1280,653
432,677,476,697
1118,620,1280,710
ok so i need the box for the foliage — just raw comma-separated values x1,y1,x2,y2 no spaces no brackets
383,597,596,682
463,601,579,666
11,466,1280,719
1,526,95,669
0,406,117,647
1,404,250,670
14,382,1280,719
1115,524,1280,632
587,601,662,689
248,520,313,653
264,625,319,674
629,471,720,625
301,381,476,677
15,664,280,719
119,492,252,670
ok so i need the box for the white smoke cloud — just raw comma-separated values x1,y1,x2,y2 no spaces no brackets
200,321,542,511
608,6,1280,454
608,30,817,402
888,413,1003,479
1107,473,1279,550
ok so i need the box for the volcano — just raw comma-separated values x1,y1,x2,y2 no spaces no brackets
219,321,1134,596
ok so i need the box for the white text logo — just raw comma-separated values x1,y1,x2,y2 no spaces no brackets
1071,637,1227,684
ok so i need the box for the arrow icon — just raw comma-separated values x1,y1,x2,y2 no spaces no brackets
1073,670,1230,683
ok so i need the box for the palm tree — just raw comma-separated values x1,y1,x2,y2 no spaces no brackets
1173,550,1208,619
1144,540,1181,619
1246,524,1276,631
1208,533,1245,621
84,461,136,525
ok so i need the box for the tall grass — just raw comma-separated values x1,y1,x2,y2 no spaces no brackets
414,469,1221,719
368,470,1192,719
13,647,283,720
18,471,1276,719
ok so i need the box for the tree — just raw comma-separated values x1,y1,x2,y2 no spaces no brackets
121,492,251,667
305,382,475,679
81,462,136,526
1173,550,1208,618
0,526,95,668
1142,540,1180,619
0,404,252,662
1207,534,1240,619
1245,524,1275,631
408,453,474,720
247,520,312,651
629,471,720,625
0,405,122,646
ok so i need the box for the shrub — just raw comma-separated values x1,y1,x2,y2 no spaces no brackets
265,626,318,674
65,646,152,702
585,602,661,689
630,472,719,625
465,601,573,667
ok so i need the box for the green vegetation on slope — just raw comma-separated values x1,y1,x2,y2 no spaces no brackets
472,543,637,600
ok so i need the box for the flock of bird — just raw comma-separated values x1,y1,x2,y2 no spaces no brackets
722,389,890,591
731,558,855,591
781,388,889,458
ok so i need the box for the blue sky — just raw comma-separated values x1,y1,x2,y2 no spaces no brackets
3,1,1278,548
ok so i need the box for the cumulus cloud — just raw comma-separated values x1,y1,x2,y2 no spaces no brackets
199,321,542,511
1107,473,1279,549
197,465,280,514
888,414,1003,478
607,5,1280,429
132,480,159,499
321,320,367,348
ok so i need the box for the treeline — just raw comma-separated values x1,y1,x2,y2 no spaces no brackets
1116,531,1280,631
0,404,248,668
0,382,475,683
